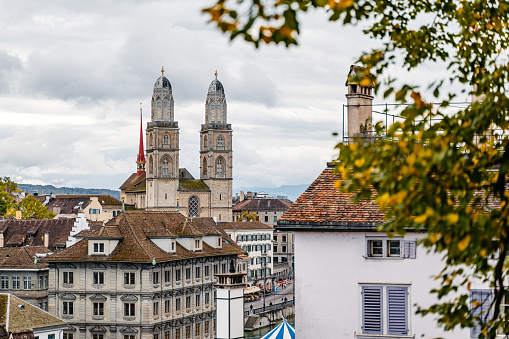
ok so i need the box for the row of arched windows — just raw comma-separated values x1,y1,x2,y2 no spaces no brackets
148,155,174,176
149,134,171,147
203,134,227,149
202,156,226,177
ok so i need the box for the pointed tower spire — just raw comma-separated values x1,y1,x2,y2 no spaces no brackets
136,103,146,176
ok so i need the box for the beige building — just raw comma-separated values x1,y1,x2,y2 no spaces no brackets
42,210,245,339
121,69,233,222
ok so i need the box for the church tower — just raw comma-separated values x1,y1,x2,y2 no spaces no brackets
200,71,233,222
146,67,180,210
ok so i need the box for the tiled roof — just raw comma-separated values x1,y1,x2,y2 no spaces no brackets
0,246,51,269
42,194,122,215
233,198,293,212
0,293,66,332
220,221,273,230
42,211,244,264
278,166,385,229
120,172,147,192
179,179,210,191
0,219,75,250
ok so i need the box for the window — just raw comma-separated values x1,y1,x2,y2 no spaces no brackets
165,299,171,313
93,272,104,285
185,268,191,280
202,157,207,176
175,328,181,339
273,245,277,253
124,336,135,339
153,271,159,284
185,325,191,339
93,335,104,339
196,266,201,279
175,269,181,281
221,263,226,273
176,298,181,311
124,272,135,285
282,235,287,242
361,285,409,335
273,235,277,242
93,302,104,316
124,303,136,317
186,296,191,309
366,239,416,258
162,158,169,175
205,266,210,277
164,332,170,339
89,208,100,214
211,104,215,110
154,334,159,339
63,301,74,315
274,215,278,222
216,157,224,175
196,294,201,307
63,271,73,284
189,197,199,217
1,276,8,289
153,301,159,316
157,102,161,107
63,334,74,339
164,102,167,107
205,321,209,334
205,292,210,305
23,277,31,290
164,270,170,283
93,243,105,253
163,134,169,145
213,264,218,275
282,245,287,253
265,216,269,222
217,135,224,148
471,289,493,338
48,335,55,339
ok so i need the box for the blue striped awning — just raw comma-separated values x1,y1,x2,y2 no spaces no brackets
260,319,295,339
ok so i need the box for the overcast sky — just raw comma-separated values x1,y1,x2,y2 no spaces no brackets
0,0,470,192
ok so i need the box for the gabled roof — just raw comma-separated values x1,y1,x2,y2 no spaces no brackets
120,172,146,192
220,221,273,231
0,219,74,250
0,293,66,333
42,211,244,264
233,198,293,212
0,246,51,269
40,194,122,215
277,165,385,231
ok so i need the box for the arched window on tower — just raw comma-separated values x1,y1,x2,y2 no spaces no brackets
189,197,199,217
162,158,170,175
216,157,224,177
204,136,208,149
202,157,207,176
217,135,224,149
163,134,169,146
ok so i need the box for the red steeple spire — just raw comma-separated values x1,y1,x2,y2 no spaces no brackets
136,103,146,176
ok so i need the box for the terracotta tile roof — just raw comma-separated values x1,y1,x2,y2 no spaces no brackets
220,221,274,230
0,219,74,250
233,198,293,212
87,225,122,239
120,172,146,192
42,194,122,215
0,293,66,332
42,211,244,264
0,246,51,269
277,166,385,230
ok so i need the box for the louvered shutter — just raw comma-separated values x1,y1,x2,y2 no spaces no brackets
471,289,492,338
362,286,383,334
401,240,416,259
387,286,408,335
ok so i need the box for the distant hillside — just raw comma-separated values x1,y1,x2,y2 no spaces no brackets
18,184,121,200
234,184,309,202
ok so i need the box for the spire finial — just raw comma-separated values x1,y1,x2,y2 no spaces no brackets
161,66,165,75
214,69,218,80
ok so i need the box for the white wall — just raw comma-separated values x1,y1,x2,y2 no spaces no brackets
295,231,488,339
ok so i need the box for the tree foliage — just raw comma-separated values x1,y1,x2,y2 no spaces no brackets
204,0,509,337
240,210,260,221
0,177,17,216
19,195,55,220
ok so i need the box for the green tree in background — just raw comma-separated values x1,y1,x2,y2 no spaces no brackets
19,195,55,220
0,177,17,216
204,0,509,337
240,210,260,221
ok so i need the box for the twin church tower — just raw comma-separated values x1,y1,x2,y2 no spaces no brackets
120,68,233,222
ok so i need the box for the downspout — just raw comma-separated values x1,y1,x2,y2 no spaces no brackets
140,265,147,334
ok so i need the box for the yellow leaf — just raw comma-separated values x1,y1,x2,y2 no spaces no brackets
458,235,471,251
447,213,459,224
354,158,365,167
360,78,371,87
414,214,428,223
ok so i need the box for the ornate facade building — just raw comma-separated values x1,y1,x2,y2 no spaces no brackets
43,211,246,339
121,70,233,222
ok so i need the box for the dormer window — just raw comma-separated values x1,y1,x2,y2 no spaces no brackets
93,243,105,253
217,237,222,248
171,241,175,252
195,239,201,251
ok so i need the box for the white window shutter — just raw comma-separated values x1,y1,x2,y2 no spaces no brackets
401,240,416,259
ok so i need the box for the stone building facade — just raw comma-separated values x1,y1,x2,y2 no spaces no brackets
121,70,233,222
42,211,245,339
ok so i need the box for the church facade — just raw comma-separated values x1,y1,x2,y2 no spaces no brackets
120,69,233,222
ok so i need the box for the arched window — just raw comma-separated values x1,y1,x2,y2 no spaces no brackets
148,156,153,175
162,158,169,175
163,134,169,145
204,136,208,149
217,135,224,148
216,157,224,175
150,135,153,147
189,197,199,217
202,157,207,176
